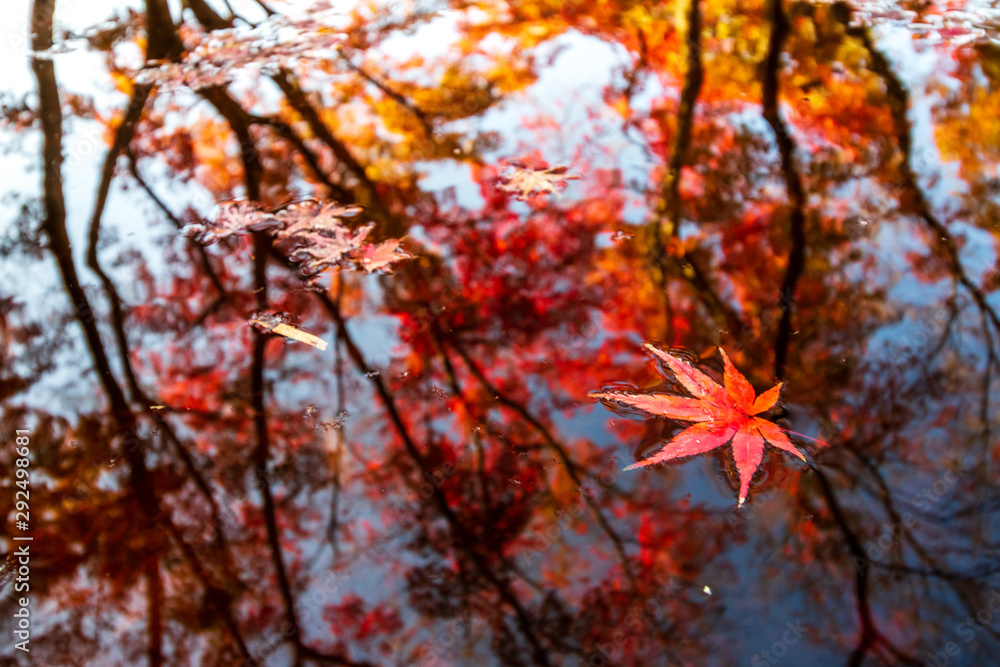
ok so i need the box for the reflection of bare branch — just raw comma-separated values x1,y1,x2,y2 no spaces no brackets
843,12,1000,339
248,114,352,201
761,0,807,380
289,265,555,664
340,49,435,139
844,447,1000,642
124,148,229,330
200,86,263,200
85,114,238,580
812,469,917,666
164,520,253,662
201,45,368,667
646,0,742,340
447,339,640,592
271,68,392,225
84,86,153,401
429,332,489,504
327,283,347,558
183,0,234,30
659,0,702,240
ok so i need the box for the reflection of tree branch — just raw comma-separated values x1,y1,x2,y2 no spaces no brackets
200,87,263,200
145,557,163,667
846,441,1000,642
144,0,186,61
338,48,434,140
620,28,648,106
82,118,236,579
339,49,435,139
250,298,306,665
200,63,368,664
294,272,555,665
647,0,742,340
33,5,162,660
429,333,489,504
250,0,277,17
762,0,807,380
841,8,1000,339
659,0,702,240
164,520,253,662
249,114,352,201
812,469,916,666
327,282,347,558
182,0,233,30
446,339,639,592
271,69,392,223
84,85,153,402
124,147,229,329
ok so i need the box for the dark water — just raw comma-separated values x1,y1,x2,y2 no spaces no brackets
2,1,1000,665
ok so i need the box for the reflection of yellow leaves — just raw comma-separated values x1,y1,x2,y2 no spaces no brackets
111,71,134,96
936,84,1000,180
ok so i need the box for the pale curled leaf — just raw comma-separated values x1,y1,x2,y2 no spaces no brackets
497,163,580,200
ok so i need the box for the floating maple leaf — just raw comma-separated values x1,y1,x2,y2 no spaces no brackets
135,8,350,90
289,227,374,275
591,343,808,506
183,201,280,244
353,239,413,274
273,200,364,241
497,162,580,200
187,199,413,277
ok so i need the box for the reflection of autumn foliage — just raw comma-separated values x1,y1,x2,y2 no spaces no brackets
3,0,1000,666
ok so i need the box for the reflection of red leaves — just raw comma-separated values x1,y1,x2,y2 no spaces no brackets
324,595,402,641
497,161,580,200
591,343,808,505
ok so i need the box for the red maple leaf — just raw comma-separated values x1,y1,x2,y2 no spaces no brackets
591,343,808,505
